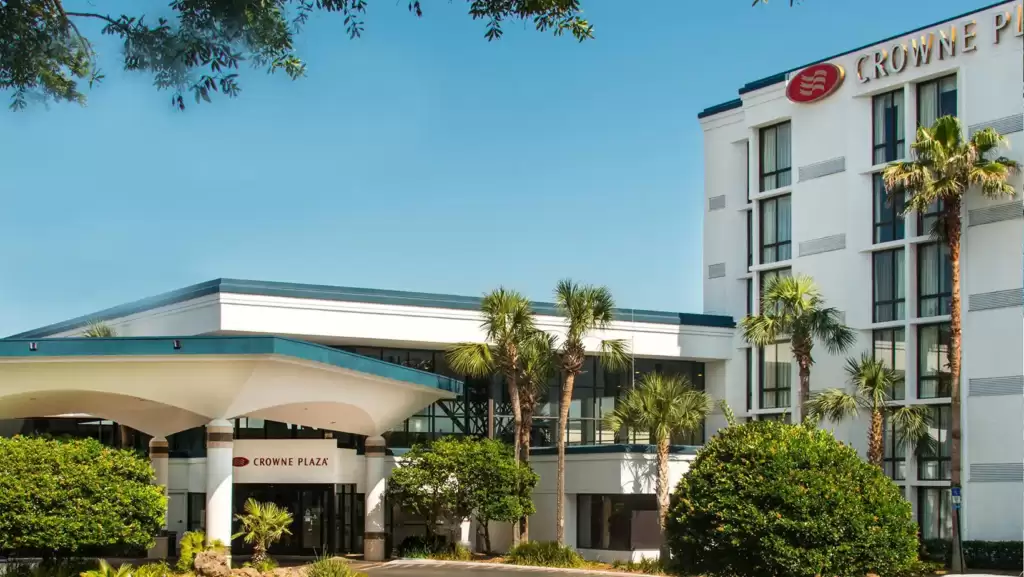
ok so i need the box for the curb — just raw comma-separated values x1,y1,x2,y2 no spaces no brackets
382,558,654,576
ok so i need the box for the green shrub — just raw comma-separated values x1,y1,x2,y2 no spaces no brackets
504,541,584,568
2,560,96,577
920,539,1022,570
609,557,667,575
243,558,279,573
0,437,165,559
134,562,171,577
305,557,365,577
79,560,131,577
667,421,919,577
395,535,450,558
176,531,205,573
430,543,472,561
919,538,949,564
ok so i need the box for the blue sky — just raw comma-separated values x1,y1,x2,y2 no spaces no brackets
0,0,994,335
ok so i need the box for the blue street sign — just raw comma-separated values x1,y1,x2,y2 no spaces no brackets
951,487,961,497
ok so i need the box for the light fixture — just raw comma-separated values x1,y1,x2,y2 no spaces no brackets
172,340,181,350
29,342,37,351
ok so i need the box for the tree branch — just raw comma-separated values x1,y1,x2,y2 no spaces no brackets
66,11,122,28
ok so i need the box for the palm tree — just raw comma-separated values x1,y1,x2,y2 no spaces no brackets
447,288,536,465
551,279,630,544
232,498,293,564
605,373,711,560
82,320,116,337
806,354,932,467
741,274,855,420
884,116,1018,567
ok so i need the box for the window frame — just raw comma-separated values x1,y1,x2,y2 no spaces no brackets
747,210,754,268
872,248,906,323
882,415,906,481
759,122,792,192
918,487,952,540
917,323,952,399
873,173,905,244
872,327,906,400
917,405,952,481
916,74,958,128
759,195,792,264
917,243,952,317
758,342,791,410
872,88,905,164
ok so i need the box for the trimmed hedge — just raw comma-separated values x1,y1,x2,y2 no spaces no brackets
920,539,1023,570
505,541,584,568
667,421,919,577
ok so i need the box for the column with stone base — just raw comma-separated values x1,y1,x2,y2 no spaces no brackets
205,420,234,549
364,436,387,561
148,437,170,559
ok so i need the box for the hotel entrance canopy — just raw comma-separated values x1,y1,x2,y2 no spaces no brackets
0,336,462,438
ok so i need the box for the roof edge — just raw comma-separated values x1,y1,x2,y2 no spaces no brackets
697,98,744,119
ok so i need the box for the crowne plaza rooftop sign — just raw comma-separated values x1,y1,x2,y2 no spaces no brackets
855,3,1022,84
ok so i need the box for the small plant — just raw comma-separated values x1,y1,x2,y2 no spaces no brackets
232,498,293,565
431,543,472,561
79,561,132,577
305,557,365,577
134,562,171,577
505,541,584,568
243,558,279,573
176,531,205,572
396,535,449,559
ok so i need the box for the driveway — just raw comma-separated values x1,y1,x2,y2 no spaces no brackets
365,560,628,576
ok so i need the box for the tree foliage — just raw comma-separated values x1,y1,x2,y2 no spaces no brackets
386,436,536,547
667,421,919,577
1,0,594,110
232,498,294,563
0,436,166,558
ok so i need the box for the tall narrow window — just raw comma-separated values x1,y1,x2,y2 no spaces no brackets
882,415,906,480
918,323,951,398
918,404,952,480
760,195,792,264
872,249,905,322
746,278,753,316
873,89,905,164
760,122,792,191
917,74,957,128
873,173,905,243
918,243,952,317
759,341,792,410
745,348,753,412
747,210,753,268
918,487,952,540
873,328,906,400
917,198,945,238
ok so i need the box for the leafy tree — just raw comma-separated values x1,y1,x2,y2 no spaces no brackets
0,436,165,559
551,279,630,544
741,274,855,420
465,438,538,553
667,420,919,577
806,354,932,467
884,116,1018,568
232,498,294,564
604,373,711,560
1,0,593,110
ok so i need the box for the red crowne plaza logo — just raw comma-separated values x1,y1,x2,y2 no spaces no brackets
786,63,845,104
232,457,250,467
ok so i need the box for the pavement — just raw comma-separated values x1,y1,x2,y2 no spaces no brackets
364,560,635,576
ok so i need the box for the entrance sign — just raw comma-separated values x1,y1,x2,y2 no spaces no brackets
233,439,339,484
856,5,1023,84
786,63,845,103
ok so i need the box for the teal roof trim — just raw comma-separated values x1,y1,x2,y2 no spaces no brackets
9,278,735,338
0,336,463,395
698,0,1014,118
529,443,699,456
697,98,743,119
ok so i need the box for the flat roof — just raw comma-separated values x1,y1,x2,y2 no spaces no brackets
0,335,463,395
697,0,1014,119
8,278,735,338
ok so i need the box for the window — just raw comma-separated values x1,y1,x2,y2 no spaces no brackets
917,198,945,238
918,243,952,317
755,413,791,423
760,195,792,264
918,405,952,480
577,494,658,551
873,328,906,400
745,348,753,412
759,341,792,410
759,268,792,316
919,487,952,540
747,210,753,268
873,89,905,164
882,415,906,480
917,74,957,128
918,324,951,399
759,122,792,191
746,279,753,316
873,173,905,243
187,493,206,531
873,249,906,322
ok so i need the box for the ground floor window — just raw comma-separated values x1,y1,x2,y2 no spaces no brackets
918,487,952,540
576,494,658,551
187,492,206,532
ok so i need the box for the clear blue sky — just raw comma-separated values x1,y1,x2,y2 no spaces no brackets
0,0,993,335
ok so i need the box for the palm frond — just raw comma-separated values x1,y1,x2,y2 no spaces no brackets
810,307,855,356
446,342,495,378
604,373,710,445
555,279,618,347
890,404,935,456
717,399,737,427
520,330,558,397
740,313,781,348
82,321,116,337
805,388,859,424
599,338,631,373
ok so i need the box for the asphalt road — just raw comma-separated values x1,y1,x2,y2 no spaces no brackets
365,560,620,576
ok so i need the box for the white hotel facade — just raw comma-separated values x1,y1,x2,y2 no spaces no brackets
0,1,1021,564
700,0,1023,545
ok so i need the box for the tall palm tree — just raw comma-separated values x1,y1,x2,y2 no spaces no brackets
447,288,536,466
551,279,630,544
884,116,1018,567
741,274,855,420
232,498,293,564
605,373,711,560
806,354,932,467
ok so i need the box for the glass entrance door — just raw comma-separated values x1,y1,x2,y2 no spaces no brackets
233,484,333,556
300,489,327,551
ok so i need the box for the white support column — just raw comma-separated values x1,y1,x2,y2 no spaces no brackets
148,437,170,559
364,436,387,562
205,420,234,549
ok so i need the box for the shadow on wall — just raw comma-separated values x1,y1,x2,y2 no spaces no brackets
623,449,658,494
